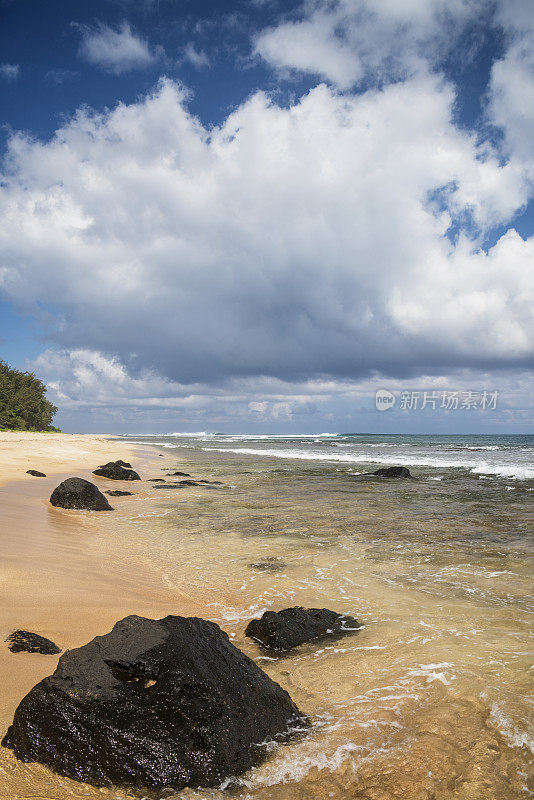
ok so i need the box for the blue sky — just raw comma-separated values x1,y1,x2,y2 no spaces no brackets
0,0,533,433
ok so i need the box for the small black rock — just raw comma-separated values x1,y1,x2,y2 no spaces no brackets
105,490,134,497
6,630,61,655
245,607,362,651
372,466,412,478
147,478,166,482
166,471,192,477
2,615,306,792
93,461,140,481
26,469,46,477
50,478,113,511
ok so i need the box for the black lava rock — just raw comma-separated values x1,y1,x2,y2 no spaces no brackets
105,490,134,497
372,466,412,478
6,631,61,655
50,478,113,511
93,461,140,481
2,615,305,792
26,469,46,477
166,472,192,477
245,607,362,651
147,478,166,482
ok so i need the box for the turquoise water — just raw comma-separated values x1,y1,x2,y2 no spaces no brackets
119,432,534,481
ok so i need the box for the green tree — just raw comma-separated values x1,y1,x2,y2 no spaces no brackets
0,360,58,431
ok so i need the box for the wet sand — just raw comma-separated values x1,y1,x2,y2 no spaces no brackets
0,434,204,799
0,437,532,799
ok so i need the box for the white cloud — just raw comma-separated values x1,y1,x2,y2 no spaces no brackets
182,43,210,69
488,0,534,182
30,349,534,432
77,22,156,74
1,75,532,404
0,63,20,81
254,0,490,89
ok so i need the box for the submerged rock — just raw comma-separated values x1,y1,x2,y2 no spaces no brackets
50,478,113,511
2,614,305,792
245,607,362,651
105,490,134,497
26,469,46,477
154,481,201,489
154,480,200,489
147,478,166,482
6,630,61,655
166,471,192,477
249,557,287,573
372,466,412,478
93,461,140,481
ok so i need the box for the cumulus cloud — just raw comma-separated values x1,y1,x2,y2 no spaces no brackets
254,0,490,89
1,75,532,399
0,63,20,80
488,0,534,182
30,349,534,432
77,22,156,73
1,0,534,429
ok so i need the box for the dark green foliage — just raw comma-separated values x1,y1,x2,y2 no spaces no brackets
0,360,58,431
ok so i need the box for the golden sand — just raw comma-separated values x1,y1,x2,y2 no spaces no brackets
0,434,204,799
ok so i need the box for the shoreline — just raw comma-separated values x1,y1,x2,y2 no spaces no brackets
0,431,156,486
0,433,532,799
0,433,209,799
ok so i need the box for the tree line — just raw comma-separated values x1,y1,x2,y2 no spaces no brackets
0,360,59,431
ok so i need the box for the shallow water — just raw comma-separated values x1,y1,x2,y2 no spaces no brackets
111,440,533,800
2,437,533,799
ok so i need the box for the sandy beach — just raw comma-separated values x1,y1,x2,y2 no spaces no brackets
0,432,532,800
0,433,206,800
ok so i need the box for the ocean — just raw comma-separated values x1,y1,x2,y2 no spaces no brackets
119,432,534,482
102,431,534,799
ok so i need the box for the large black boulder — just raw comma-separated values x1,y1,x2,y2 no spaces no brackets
245,607,362,651
6,630,61,655
93,461,140,481
50,478,113,510
2,615,305,792
372,466,412,478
